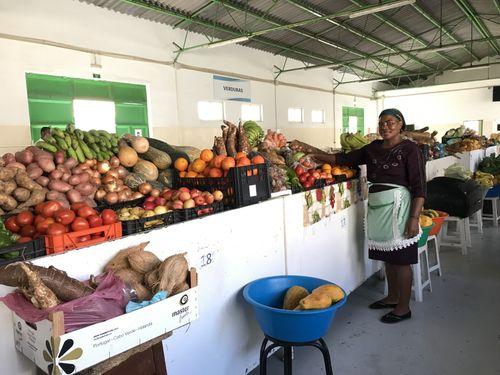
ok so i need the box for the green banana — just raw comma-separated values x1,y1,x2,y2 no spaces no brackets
52,127,65,138
54,136,69,151
36,141,57,153
79,139,94,160
66,147,78,160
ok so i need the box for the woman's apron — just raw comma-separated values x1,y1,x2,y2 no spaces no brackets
366,183,421,251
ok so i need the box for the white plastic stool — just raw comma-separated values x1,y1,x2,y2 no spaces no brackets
468,210,483,234
440,216,470,255
383,244,432,302
427,235,442,276
483,197,499,227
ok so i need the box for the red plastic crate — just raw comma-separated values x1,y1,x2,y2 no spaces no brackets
44,222,122,254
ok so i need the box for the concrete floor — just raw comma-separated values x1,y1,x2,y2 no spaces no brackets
250,225,500,375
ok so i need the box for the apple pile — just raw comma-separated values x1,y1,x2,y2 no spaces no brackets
294,165,333,190
161,187,224,212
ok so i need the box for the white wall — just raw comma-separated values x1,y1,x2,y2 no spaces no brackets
378,79,500,138
0,0,379,154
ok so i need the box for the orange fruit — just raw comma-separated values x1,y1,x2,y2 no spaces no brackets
203,166,211,176
221,157,235,171
186,171,198,178
209,168,223,178
179,171,187,178
236,151,247,160
332,167,343,176
191,159,207,173
322,163,332,172
174,157,188,172
200,149,214,163
236,157,251,167
210,155,225,168
251,155,265,165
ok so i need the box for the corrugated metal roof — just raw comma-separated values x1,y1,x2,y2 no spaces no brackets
79,0,500,87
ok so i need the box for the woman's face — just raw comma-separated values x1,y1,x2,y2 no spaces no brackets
378,114,402,140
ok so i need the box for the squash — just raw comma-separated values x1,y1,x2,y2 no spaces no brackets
133,160,158,181
140,146,172,170
118,144,139,167
146,138,190,163
123,134,149,153
283,286,309,310
124,173,147,190
172,146,201,164
158,169,174,188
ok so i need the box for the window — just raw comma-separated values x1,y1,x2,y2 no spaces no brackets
288,107,303,123
73,100,116,133
198,101,224,121
311,109,325,124
241,103,263,122
342,106,364,134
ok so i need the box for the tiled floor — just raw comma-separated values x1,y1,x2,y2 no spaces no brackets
249,225,500,375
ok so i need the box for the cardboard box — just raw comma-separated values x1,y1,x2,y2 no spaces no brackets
12,269,199,374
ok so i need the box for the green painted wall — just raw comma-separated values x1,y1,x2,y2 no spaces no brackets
25,73,149,141
342,106,365,134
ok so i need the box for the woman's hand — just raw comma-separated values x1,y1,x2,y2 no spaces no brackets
309,153,336,164
405,217,420,238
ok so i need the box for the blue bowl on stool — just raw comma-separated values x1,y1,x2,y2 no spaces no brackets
243,275,347,343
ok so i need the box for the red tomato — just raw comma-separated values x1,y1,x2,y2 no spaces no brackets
71,202,87,212
101,209,117,225
294,166,304,176
16,211,34,227
302,181,312,189
307,175,316,185
35,218,55,234
46,223,67,236
20,225,36,238
312,171,321,179
34,202,46,215
71,217,90,232
55,209,76,225
34,215,46,227
77,234,91,243
42,201,63,218
5,216,20,233
299,174,309,184
17,237,33,243
77,206,97,219
87,215,103,228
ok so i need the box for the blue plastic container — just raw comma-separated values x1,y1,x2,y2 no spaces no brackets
485,185,500,198
243,275,347,343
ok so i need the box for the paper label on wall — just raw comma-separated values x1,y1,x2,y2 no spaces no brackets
213,75,251,102
134,128,143,136
249,185,257,197
348,116,358,133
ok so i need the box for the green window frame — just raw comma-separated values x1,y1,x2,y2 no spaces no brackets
25,73,150,141
342,106,365,134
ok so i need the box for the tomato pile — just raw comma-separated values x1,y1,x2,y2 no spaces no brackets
5,202,118,243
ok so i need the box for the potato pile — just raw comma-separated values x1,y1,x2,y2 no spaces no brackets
104,242,189,302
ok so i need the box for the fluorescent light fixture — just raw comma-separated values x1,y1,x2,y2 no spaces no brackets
206,36,250,49
452,64,490,72
349,0,416,19
418,44,466,53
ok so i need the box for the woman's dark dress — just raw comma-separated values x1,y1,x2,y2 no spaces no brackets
337,139,426,265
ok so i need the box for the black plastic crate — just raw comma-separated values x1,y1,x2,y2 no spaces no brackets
174,201,225,223
173,164,271,208
0,237,46,267
121,210,175,236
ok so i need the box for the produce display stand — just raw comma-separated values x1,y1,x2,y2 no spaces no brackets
425,155,458,181
457,148,486,173
12,268,198,374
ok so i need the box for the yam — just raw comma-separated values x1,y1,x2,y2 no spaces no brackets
0,180,17,195
0,167,17,181
13,189,47,212
15,172,42,191
0,193,17,211
13,187,30,202
156,253,188,295
104,242,149,273
283,286,309,310
128,251,160,274
19,263,60,309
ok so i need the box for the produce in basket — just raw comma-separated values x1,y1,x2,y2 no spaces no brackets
260,130,287,151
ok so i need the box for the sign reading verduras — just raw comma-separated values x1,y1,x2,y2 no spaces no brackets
213,75,251,102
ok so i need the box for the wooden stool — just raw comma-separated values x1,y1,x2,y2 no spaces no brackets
483,197,499,227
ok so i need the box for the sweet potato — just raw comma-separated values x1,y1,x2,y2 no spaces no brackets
46,190,65,201
0,193,17,211
0,180,17,195
7,162,26,171
15,149,34,166
2,153,15,164
76,182,94,196
35,176,49,187
64,157,78,170
26,164,43,179
0,167,17,181
37,157,55,173
13,187,30,202
66,189,83,204
48,179,72,193
15,172,42,191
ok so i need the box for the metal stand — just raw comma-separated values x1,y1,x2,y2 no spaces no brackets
259,335,333,375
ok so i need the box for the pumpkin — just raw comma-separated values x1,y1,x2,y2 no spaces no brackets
124,173,147,190
131,137,149,153
133,160,158,181
118,144,138,167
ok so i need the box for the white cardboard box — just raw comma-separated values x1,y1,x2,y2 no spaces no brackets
12,272,199,375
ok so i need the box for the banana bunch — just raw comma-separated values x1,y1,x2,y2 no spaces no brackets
473,171,495,188
422,209,440,218
36,124,119,162
340,132,369,152
243,121,264,148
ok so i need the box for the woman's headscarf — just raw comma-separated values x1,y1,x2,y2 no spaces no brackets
379,108,406,132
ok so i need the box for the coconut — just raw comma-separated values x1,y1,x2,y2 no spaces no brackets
131,282,153,301
157,253,188,295
114,268,143,285
128,251,160,274
104,242,149,273
172,282,189,295
144,269,159,291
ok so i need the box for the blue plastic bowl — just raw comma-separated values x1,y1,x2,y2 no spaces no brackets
243,275,347,343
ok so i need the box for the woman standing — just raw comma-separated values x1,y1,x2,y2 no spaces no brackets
312,109,426,324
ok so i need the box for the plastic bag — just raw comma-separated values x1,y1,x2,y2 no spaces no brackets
444,163,472,181
0,272,128,332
